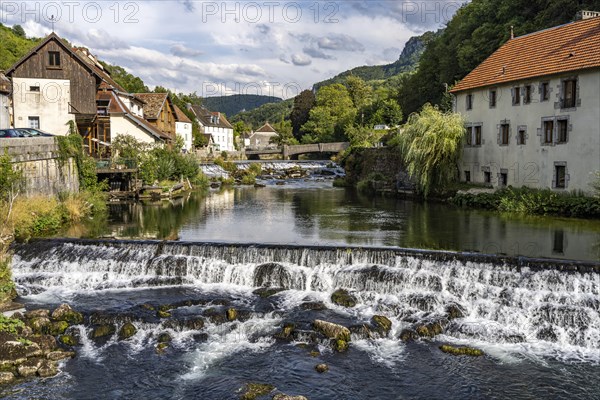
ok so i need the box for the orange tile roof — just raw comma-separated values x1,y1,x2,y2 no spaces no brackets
451,16,600,93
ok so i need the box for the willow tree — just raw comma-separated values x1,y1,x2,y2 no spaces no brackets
392,104,465,196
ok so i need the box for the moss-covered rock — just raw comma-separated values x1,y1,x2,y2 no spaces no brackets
315,363,329,373
399,329,417,342
371,315,392,336
46,351,75,361
157,333,172,343
17,357,43,377
275,323,295,340
439,345,484,357
28,335,57,355
309,350,320,357
414,319,446,338
226,308,238,321
348,324,373,340
28,317,50,334
240,383,275,400
330,289,357,308
333,339,349,352
24,309,50,319
445,304,465,320
312,320,350,342
118,322,137,341
155,342,169,354
47,321,69,336
272,394,308,400
91,324,116,339
59,335,78,347
51,304,83,325
156,310,171,319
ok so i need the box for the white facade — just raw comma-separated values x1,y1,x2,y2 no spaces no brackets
455,69,600,193
12,77,72,135
203,125,234,152
110,115,160,144
0,93,9,129
119,94,144,118
176,121,193,152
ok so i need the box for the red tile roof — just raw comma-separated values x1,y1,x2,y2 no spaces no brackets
451,16,600,93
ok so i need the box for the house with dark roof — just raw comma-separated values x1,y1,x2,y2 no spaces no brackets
451,12,600,193
173,104,193,152
5,32,169,155
188,105,234,152
134,93,177,141
0,72,10,129
248,122,279,149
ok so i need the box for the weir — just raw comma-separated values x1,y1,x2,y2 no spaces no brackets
11,239,600,353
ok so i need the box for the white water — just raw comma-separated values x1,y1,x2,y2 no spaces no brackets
11,240,600,362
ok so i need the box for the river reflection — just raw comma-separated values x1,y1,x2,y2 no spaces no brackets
77,184,600,261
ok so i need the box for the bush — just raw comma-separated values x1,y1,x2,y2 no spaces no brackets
451,187,600,218
248,163,262,176
241,174,256,185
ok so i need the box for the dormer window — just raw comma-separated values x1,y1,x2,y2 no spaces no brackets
48,51,61,67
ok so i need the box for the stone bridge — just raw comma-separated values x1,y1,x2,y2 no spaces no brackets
1,137,79,196
245,142,350,160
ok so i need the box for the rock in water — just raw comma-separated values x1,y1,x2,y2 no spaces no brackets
0,372,14,384
439,345,484,357
312,320,350,341
91,324,116,339
37,360,58,377
51,304,83,325
240,383,275,400
59,335,78,347
371,315,392,336
445,304,465,320
330,289,357,308
226,308,238,321
273,394,309,400
118,322,137,341
315,363,329,373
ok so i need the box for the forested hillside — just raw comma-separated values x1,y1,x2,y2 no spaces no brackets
0,24,40,70
202,95,283,117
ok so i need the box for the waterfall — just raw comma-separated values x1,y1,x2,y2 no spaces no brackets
11,239,600,356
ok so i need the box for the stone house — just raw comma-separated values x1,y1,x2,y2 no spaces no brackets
451,12,600,193
248,122,279,149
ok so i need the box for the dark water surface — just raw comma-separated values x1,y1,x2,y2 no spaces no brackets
75,183,600,261
6,181,600,399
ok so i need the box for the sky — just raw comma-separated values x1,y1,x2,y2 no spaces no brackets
0,1,463,98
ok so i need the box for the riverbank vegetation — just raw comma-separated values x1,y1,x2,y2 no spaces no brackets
452,187,600,219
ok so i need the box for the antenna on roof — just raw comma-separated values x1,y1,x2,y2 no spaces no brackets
510,26,514,39
50,15,56,32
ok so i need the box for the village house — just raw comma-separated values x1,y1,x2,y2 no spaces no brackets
134,93,177,141
188,105,235,152
0,72,10,129
173,104,193,152
4,32,170,155
451,11,600,193
247,122,279,149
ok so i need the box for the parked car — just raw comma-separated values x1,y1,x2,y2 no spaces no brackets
0,129,25,138
16,128,54,137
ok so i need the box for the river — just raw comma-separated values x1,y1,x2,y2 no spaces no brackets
5,168,600,399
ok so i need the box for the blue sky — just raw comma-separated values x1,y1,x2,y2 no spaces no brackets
1,1,463,98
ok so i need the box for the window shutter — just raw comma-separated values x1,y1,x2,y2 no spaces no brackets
511,88,515,104
496,124,501,144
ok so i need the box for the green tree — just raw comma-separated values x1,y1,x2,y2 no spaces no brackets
271,119,298,145
100,62,149,93
11,25,25,38
233,120,250,150
290,90,316,140
345,75,373,113
301,84,356,143
390,104,465,196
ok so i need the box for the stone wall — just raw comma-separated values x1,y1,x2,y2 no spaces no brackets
344,147,413,190
0,137,79,196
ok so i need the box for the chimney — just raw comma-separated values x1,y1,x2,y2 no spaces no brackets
576,10,600,20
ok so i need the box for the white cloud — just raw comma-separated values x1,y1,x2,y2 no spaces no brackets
170,44,203,58
291,54,312,66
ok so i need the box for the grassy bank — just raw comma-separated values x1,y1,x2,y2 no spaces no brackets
451,187,600,219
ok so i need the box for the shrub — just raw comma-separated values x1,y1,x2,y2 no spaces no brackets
241,174,256,185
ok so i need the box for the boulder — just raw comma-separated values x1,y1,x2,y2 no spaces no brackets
28,317,51,334
0,341,33,367
24,309,50,319
315,363,328,373
91,324,116,339
0,372,14,384
253,287,286,298
51,304,83,325
203,308,227,325
439,345,484,357
399,329,417,342
36,360,58,377
275,323,295,340
348,324,374,340
156,310,171,319
155,342,169,354
273,395,308,400
28,335,57,355
371,316,392,337
332,339,349,352
240,383,275,400
47,351,75,361
118,323,137,341
17,357,43,377
59,335,78,347
47,321,69,336
157,333,172,343
312,320,350,342
445,304,465,320
330,289,357,308
300,302,326,311
226,308,238,321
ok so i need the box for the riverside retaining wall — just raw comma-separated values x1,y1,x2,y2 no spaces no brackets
0,137,79,196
